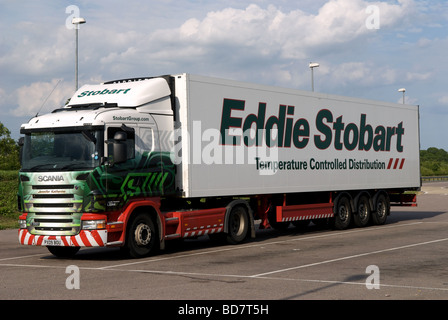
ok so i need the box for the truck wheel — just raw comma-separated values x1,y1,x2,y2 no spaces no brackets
372,194,389,225
47,246,80,258
354,195,371,228
226,206,249,245
334,197,352,230
124,213,158,258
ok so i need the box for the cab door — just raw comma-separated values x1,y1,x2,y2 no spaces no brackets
134,125,175,197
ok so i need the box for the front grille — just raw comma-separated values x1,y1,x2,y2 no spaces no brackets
32,184,74,189
35,227,74,232
33,203,74,208
34,218,73,223
26,184,82,236
33,194,74,199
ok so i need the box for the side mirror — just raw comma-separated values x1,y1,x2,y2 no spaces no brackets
18,137,24,166
112,131,127,164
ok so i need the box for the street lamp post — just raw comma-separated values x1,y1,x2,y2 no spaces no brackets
398,88,406,104
309,62,319,92
72,17,86,91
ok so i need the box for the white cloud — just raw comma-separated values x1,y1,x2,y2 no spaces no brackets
0,87,7,107
438,96,448,105
10,79,73,117
0,0,422,119
0,24,71,77
0,0,416,89
151,0,411,61
406,71,432,81
2,0,448,150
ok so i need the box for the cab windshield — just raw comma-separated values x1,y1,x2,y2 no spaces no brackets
21,130,104,172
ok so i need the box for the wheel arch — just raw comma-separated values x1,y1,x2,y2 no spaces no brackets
333,192,354,213
223,199,255,239
372,190,390,212
119,200,165,250
353,191,373,214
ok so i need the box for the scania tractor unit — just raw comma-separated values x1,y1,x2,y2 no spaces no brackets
18,74,420,258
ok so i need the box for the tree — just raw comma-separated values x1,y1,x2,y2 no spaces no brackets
420,147,448,176
0,122,20,170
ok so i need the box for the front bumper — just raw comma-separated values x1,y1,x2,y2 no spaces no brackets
19,229,107,247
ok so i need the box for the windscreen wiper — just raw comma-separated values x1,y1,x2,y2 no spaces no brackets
59,162,91,170
27,163,57,171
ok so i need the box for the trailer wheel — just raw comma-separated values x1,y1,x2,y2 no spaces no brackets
124,213,158,258
354,195,371,228
372,194,389,225
334,197,352,230
226,206,249,245
47,246,80,258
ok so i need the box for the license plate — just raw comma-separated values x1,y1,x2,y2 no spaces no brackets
43,239,63,246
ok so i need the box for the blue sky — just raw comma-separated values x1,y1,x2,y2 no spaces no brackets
1,0,447,150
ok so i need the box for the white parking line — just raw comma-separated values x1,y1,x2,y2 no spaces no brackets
0,222,417,269
0,222,422,266
255,275,448,292
3,220,447,297
250,237,448,278
97,267,448,293
3,262,448,293
0,253,47,262
0,263,67,269
99,222,423,270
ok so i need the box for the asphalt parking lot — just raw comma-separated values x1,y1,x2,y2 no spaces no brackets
1,181,448,303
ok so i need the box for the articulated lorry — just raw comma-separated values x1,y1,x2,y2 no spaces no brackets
18,74,420,258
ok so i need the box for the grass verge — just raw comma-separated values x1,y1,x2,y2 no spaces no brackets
0,170,20,230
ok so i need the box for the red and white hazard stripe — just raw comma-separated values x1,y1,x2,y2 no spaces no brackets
183,223,224,238
387,158,405,170
18,229,107,247
281,213,334,222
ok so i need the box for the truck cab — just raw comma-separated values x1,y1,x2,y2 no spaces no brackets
18,77,176,257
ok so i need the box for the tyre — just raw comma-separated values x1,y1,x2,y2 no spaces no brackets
354,195,371,227
333,197,352,230
226,206,249,245
47,246,80,258
123,213,158,258
372,194,389,225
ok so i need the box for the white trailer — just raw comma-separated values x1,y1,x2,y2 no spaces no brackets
173,74,420,196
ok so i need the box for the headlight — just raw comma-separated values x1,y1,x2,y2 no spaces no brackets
82,219,106,230
18,219,27,229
